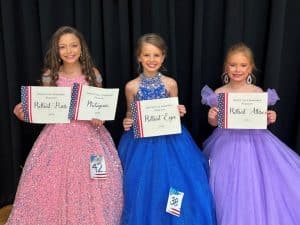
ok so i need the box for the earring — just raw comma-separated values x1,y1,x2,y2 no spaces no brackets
222,73,229,84
58,58,62,63
160,65,168,73
246,74,253,84
137,62,142,74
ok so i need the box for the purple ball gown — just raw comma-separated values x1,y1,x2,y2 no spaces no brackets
201,85,300,225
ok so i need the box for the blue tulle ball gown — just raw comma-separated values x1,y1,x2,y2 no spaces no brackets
118,74,216,225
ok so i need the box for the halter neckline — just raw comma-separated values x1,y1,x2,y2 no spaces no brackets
140,73,161,79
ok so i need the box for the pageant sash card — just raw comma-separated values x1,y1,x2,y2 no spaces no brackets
69,83,119,121
90,155,107,179
218,92,268,129
21,86,71,123
131,97,181,138
166,187,184,217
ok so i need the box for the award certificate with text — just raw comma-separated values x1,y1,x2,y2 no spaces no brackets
69,84,119,121
218,92,268,129
131,97,181,138
21,86,71,123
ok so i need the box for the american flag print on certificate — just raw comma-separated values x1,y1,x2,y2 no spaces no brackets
21,86,32,123
131,101,143,138
217,93,227,128
68,83,82,120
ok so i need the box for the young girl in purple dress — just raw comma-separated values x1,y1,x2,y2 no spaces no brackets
201,42,300,225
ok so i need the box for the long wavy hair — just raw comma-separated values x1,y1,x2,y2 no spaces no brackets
42,26,97,86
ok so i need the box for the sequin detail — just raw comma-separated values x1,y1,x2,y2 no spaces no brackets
136,73,168,100
6,74,123,225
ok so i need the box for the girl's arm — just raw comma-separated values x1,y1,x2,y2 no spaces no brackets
123,81,136,131
13,103,24,121
208,107,218,127
267,110,277,125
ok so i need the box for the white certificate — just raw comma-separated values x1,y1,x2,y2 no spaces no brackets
217,92,268,129
69,84,119,121
131,97,181,138
21,86,71,123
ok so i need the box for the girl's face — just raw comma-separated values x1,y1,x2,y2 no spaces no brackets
138,43,165,76
225,52,252,83
58,33,81,65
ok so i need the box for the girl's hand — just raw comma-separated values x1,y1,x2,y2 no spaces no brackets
208,107,218,127
178,104,186,117
123,118,133,131
13,103,24,121
267,110,277,124
91,118,105,127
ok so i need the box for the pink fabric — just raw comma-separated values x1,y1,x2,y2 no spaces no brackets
6,75,123,225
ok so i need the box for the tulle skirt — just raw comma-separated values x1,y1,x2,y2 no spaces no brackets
119,126,216,225
204,128,300,225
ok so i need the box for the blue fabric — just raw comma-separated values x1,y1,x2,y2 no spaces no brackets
118,74,216,225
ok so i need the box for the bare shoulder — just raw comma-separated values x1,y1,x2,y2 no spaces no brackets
42,69,51,76
125,77,140,94
215,85,226,94
161,75,177,88
251,85,263,92
92,67,101,76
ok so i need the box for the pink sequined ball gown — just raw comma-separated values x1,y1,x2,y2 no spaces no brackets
6,74,123,225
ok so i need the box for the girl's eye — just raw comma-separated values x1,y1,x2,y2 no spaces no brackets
59,46,65,49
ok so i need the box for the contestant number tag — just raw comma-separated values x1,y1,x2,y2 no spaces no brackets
90,155,107,179
166,187,184,217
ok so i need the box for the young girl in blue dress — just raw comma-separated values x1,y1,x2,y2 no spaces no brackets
118,33,216,225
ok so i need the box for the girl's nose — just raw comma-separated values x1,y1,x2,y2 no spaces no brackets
66,46,71,53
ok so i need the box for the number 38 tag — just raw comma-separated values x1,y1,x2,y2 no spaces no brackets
90,155,107,179
166,187,184,217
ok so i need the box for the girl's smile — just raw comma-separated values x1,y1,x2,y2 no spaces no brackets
138,43,165,76
226,52,252,83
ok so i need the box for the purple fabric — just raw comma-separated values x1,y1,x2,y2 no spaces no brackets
201,85,218,107
267,88,280,105
201,85,280,107
201,86,300,225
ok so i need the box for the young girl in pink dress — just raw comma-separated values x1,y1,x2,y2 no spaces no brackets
7,26,123,225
